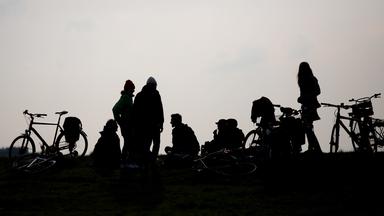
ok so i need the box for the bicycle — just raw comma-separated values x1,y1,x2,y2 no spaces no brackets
243,105,304,161
9,110,88,160
193,148,257,176
11,153,57,174
322,93,384,153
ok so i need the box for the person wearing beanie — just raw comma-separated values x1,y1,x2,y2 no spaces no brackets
133,76,164,166
113,79,135,164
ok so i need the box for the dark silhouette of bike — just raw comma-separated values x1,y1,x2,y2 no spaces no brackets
322,93,384,153
9,110,88,160
11,153,57,174
243,104,304,162
193,148,257,176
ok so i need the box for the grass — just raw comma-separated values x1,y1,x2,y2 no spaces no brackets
0,152,384,215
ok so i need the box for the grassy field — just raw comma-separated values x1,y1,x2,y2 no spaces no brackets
0,152,383,216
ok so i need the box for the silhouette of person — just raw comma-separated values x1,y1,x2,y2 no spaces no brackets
164,113,200,167
92,119,121,172
251,96,277,129
133,76,164,165
226,118,245,150
112,79,135,164
251,96,280,159
202,119,228,154
297,62,322,154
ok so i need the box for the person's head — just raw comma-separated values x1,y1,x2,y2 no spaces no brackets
170,113,182,127
104,119,118,133
216,119,227,131
227,118,238,129
146,76,157,89
298,62,314,84
123,79,135,93
251,96,276,123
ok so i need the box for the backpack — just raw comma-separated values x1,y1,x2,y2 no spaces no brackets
63,117,82,143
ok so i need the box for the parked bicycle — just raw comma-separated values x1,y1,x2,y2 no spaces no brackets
322,93,384,153
193,148,257,176
243,104,304,162
9,110,88,160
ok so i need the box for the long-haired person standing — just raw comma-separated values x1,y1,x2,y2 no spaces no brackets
297,62,322,154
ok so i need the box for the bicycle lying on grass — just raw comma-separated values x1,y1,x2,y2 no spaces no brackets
9,110,88,160
322,93,384,153
11,153,57,174
192,148,257,176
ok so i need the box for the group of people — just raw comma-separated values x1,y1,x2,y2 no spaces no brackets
93,77,164,171
92,61,323,172
251,62,322,158
201,118,245,154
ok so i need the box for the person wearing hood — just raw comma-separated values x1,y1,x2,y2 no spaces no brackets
113,79,135,164
133,76,164,164
92,119,121,172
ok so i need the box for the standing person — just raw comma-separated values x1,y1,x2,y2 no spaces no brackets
133,76,164,165
112,80,135,165
297,62,322,154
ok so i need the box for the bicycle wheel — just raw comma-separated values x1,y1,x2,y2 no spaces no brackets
330,124,339,153
243,129,262,149
349,119,361,152
55,131,88,157
372,120,384,152
350,119,374,152
9,135,36,160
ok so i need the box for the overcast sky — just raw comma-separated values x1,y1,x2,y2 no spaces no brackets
1,0,384,154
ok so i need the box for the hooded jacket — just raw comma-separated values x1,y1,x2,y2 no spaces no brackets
133,84,164,129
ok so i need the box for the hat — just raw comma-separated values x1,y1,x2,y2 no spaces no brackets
216,119,227,126
124,80,135,92
146,76,157,86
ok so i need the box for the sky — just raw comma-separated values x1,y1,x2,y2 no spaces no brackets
1,0,384,155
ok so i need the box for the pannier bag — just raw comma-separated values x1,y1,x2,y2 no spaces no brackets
63,117,82,143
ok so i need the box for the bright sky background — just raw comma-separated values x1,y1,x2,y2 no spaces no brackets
1,0,384,155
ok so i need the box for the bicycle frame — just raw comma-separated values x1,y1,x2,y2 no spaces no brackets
323,93,382,153
23,111,65,150
194,149,230,170
329,105,361,152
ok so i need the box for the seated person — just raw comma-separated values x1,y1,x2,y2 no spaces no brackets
164,113,200,166
226,118,245,150
92,119,121,172
201,119,228,155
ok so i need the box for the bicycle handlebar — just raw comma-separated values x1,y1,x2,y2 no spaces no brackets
321,102,351,109
348,93,381,103
23,110,68,118
55,111,68,115
23,110,47,118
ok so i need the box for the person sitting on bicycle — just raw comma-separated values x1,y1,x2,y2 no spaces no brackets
164,113,200,167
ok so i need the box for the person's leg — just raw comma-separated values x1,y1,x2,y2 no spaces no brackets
152,129,161,160
305,123,322,153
